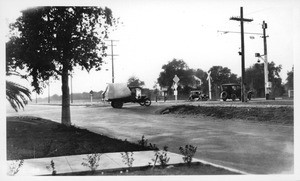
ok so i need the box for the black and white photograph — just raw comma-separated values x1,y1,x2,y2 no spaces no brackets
1,0,299,180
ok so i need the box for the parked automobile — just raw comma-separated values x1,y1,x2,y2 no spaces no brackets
188,90,208,101
102,83,151,108
220,83,252,101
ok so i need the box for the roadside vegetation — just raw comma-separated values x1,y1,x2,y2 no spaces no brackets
161,105,293,125
67,162,239,175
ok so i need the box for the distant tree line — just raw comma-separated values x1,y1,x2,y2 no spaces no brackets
155,58,292,99
38,91,104,102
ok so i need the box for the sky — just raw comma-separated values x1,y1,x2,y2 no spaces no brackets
2,0,299,98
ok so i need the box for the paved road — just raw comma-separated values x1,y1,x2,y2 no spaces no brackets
6,102,294,174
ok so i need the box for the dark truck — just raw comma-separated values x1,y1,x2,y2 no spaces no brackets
102,83,151,108
220,83,252,101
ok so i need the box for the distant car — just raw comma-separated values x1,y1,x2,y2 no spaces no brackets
220,83,241,101
220,83,252,101
188,90,208,101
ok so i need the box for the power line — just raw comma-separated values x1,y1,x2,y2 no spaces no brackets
217,30,262,35
244,7,273,16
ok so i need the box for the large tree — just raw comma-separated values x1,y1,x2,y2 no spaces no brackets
157,59,194,94
127,76,145,87
286,66,294,90
7,7,115,125
245,62,284,97
208,66,238,98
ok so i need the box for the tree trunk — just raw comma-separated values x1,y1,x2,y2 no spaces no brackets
61,65,71,126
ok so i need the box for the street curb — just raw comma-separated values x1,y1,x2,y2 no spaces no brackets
192,158,251,175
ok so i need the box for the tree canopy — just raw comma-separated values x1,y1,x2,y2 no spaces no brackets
7,6,116,125
157,59,194,92
285,66,294,90
207,66,238,98
157,59,211,96
245,61,284,97
208,66,238,86
127,76,145,87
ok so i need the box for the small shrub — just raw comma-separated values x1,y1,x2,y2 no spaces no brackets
121,152,134,169
137,135,148,147
137,135,158,150
179,144,197,165
149,143,159,150
81,153,101,174
46,159,57,175
152,145,170,168
7,159,24,176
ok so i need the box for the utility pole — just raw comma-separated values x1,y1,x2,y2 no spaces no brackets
230,7,253,102
105,40,119,83
255,21,270,100
262,21,270,99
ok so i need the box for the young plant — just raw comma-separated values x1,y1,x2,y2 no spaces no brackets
152,145,170,168
179,144,197,165
7,159,24,176
149,143,159,150
137,135,148,147
137,135,159,150
121,152,134,170
81,153,101,174
46,159,57,175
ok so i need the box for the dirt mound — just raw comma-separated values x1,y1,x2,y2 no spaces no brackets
161,105,293,125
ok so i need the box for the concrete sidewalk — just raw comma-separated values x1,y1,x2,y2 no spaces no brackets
7,151,248,176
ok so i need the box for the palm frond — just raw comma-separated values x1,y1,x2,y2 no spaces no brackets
6,81,32,112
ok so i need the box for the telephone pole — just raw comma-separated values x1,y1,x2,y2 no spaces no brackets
230,7,253,102
105,40,119,83
256,21,270,100
262,21,270,99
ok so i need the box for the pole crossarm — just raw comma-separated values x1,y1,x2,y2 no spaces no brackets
230,17,253,22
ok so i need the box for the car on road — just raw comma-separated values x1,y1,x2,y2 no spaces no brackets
220,83,252,101
188,90,208,101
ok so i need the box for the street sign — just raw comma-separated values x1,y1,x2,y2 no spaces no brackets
174,90,178,96
161,87,168,91
207,71,212,100
173,75,180,83
174,83,178,89
206,71,211,80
